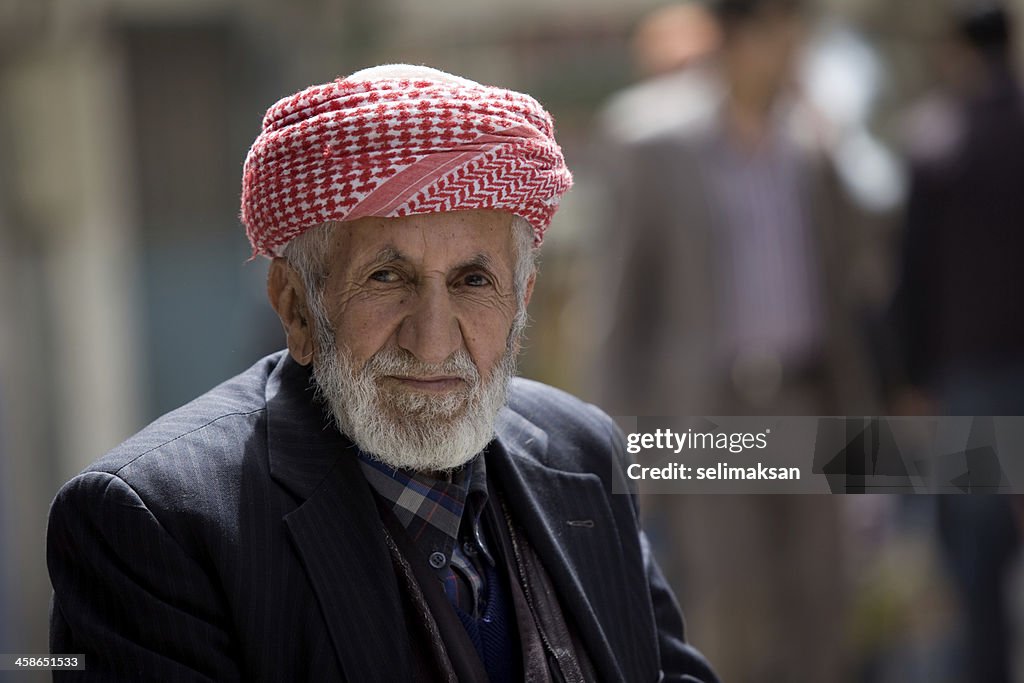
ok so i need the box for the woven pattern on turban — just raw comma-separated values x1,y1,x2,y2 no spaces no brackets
241,65,573,257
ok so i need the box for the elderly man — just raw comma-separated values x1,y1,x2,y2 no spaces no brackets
46,65,717,682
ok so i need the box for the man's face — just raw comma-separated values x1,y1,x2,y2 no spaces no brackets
321,209,523,386
724,9,805,102
301,210,532,472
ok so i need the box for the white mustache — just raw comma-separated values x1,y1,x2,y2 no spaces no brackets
362,347,480,386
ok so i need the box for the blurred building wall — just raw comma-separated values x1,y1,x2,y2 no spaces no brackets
1,14,142,677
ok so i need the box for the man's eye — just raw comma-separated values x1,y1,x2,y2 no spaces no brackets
370,269,399,283
463,273,491,287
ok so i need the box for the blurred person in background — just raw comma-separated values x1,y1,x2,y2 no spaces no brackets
591,0,882,681
894,2,1024,418
595,0,878,419
597,2,722,144
893,3,1024,681
633,2,723,78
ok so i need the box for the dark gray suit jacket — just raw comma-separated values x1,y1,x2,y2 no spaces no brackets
47,351,716,682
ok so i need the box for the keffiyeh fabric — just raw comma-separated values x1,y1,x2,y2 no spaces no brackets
241,64,573,257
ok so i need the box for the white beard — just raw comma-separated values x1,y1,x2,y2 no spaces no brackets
310,309,518,473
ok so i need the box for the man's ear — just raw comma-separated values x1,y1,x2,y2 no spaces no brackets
522,271,537,308
267,258,314,366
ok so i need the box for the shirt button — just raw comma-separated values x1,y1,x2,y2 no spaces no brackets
429,552,447,569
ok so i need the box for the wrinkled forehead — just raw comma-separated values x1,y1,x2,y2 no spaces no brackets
325,210,518,274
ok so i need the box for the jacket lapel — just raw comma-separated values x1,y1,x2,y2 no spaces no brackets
491,408,644,682
265,355,415,683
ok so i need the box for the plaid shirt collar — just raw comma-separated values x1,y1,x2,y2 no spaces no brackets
357,450,490,561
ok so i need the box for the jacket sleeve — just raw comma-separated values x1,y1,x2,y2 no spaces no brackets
640,529,720,683
47,471,240,682
596,409,720,683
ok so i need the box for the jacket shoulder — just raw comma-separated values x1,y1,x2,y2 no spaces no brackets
50,352,290,558
52,352,287,532
503,378,625,473
83,352,283,477
506,377,611,425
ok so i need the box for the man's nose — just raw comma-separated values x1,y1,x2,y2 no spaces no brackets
396,280,462,366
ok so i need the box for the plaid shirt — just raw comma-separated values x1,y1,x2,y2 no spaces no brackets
358,452,495,617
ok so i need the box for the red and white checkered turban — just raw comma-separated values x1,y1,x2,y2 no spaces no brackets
241,64,573,258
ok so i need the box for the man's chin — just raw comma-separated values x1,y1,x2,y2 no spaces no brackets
379,388,473,422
